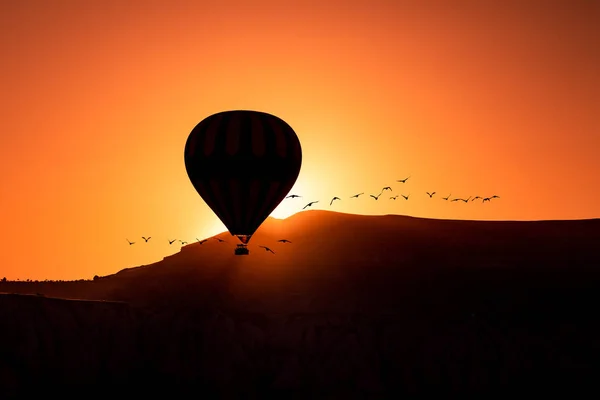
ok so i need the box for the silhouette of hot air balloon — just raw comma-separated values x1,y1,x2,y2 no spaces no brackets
184,110,302,255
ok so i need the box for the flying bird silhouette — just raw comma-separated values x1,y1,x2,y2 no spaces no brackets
168,239,177,245
126,239,135,245
460,196,472,203
426,192,436,198
286,194,302,199
330,196,341,206
401,194,410,200
390,195,399,200
196,238,208,244
482,195,499,202
451,198,461,202
382,186,392,192
472,196,482,201
350,192,364,198
214,238,226,243
397,176,411,183
278,239,292,243
303,201,319,209
442,194,451,201
142,236,151,242
370,193,381,200
180,240,188,245
259,246,275,254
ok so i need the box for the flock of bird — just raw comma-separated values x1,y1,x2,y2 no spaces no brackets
125,175,500,255
125,236,289,255
291,175,500,210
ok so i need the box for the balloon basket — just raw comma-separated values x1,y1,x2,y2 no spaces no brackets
235,244,249,256
236,234,252,244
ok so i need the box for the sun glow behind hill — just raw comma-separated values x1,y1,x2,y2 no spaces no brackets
270,200,302,220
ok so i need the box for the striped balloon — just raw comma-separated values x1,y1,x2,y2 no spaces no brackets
184,110,302,244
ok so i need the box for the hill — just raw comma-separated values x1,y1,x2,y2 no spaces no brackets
1,211,600,396
9,210,598,311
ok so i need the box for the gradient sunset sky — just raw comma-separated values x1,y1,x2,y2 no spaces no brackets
1,0,598,280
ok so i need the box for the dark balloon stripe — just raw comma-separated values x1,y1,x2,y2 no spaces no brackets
236,178,252,230
202,113,221,157
252,181,282,226
208,179,235,230
215,112,233,159
258,113,277,162
269,116,288,158
228,179,243,230
292,127,302,162
243,179,262,230
189,178,219,215
284,122,301,163
217,176,237,233
185,133,196,159
200,180,227,225
239,112,254,159
185,116,210,159
243,178,271,233
250,113,266,157
192,178,228,230
225,113,242,156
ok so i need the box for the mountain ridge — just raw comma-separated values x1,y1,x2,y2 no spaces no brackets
1,210,599,395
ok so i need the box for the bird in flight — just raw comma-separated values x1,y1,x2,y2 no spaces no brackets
350,192,364,198
214,237,226,243
196,238,208,244
472,196,482,201
330,197,341,206
401,194,410,200
179,240,188,245
126,239,135,245
382,186,392,192
278,239,292,243
303,201,319,209
426,192,436,198
451,198,461,202
286,194,301,199
390,195,399,200
460,196,472,203
259,246,275,254
397,176,411,183
482,195,499,203
142,236,151,242
168,239,177,245
370,193,381,200
442,194,451,201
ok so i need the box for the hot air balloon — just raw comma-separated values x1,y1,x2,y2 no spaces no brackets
184,110,302,255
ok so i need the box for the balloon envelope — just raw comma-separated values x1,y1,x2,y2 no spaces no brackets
184,110,302,244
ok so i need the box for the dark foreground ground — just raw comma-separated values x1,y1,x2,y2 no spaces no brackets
1,213,599,397
2,266,599,398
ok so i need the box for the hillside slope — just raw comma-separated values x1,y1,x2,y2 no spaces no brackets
1,212,600,396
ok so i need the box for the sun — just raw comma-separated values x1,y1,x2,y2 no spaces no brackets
270,199,301,220
269,181,308,220
201,218,227,239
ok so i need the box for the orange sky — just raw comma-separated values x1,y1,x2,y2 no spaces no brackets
1,0,598,281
